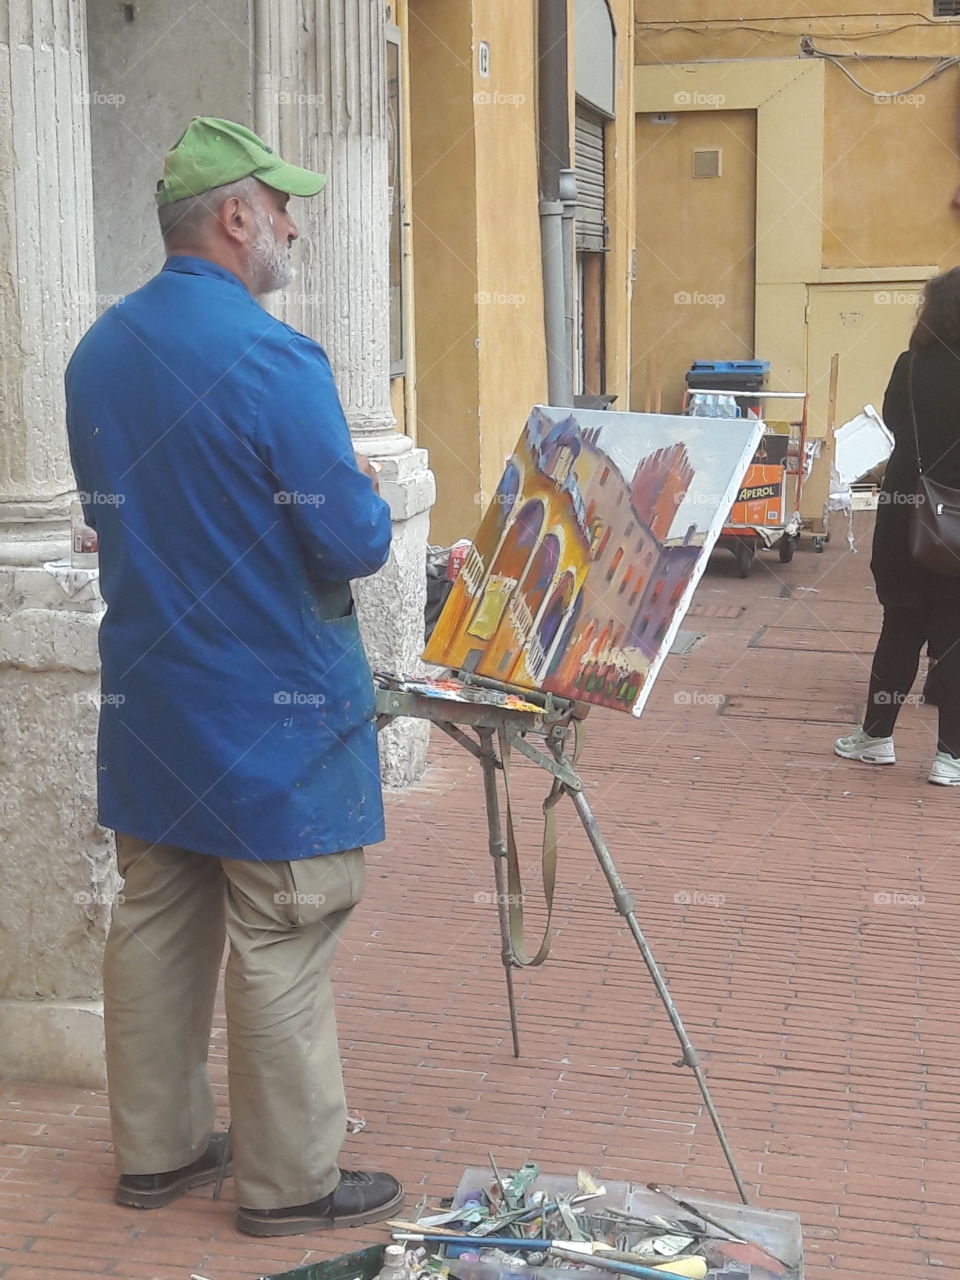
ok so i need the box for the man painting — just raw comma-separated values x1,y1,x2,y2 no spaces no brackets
65,117,402,1237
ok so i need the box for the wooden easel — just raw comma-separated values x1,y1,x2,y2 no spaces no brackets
375,675,749,1204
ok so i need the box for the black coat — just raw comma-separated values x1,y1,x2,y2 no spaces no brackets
872,346,960,608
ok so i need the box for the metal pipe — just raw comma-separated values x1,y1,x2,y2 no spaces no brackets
559,167,578,392
537,0,569,204
538,0,573,407
540,201,570,405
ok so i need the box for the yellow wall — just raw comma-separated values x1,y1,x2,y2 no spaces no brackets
823,67,960,270
632,108,757,414
405,0,637,543
638,2,960,59
472,0,549,516
634,61,825,397
632,5,960,527
389,375,405,437
407,0,481,543
407,0,551,545
599,0,637,413
634,5,960,277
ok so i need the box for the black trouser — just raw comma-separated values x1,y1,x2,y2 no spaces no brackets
864,603,960,756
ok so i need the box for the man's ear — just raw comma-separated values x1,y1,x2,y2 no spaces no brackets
220,195,251,244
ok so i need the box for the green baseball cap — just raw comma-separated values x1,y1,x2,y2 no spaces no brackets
156,117,327,205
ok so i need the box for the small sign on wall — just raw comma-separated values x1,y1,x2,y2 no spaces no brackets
478,41,490,78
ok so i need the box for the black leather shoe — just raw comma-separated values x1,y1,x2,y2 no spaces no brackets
115,1131,232,1208
237,1169,404,1236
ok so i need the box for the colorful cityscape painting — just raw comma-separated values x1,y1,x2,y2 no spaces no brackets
423,406,763,716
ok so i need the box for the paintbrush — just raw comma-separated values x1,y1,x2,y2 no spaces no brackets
549,1245,704,1280
646,1186,790,1271
393,1233,557,1248
391,1235,690,1280
488,1151,510,1205
388,1219,460,1235
645,1185,745,1242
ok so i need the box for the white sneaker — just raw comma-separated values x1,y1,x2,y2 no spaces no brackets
929,752,960,786
834,727,896,765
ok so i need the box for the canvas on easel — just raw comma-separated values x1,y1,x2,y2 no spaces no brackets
423,405,763,716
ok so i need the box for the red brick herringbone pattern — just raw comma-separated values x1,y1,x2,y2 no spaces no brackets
2,512,958,1278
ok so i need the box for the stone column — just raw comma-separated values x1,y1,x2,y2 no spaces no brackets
0,1,110,1087
254,0,435,786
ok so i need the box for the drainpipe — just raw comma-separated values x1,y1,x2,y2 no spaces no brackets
538,0,575,407
559,165,578,390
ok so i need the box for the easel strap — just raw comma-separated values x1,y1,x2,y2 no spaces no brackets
499,728,559,967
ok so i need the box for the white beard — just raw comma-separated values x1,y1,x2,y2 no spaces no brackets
250,210,295,294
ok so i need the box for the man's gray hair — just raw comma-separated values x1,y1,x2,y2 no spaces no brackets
157,174,260,248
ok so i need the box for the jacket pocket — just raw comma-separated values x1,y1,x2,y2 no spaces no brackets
306,607,377,742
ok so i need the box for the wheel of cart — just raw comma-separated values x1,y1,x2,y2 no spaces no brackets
779,532,800,563
735,535,757,577
716,531,758,577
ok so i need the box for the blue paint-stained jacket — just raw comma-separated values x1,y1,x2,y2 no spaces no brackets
65,256,392,860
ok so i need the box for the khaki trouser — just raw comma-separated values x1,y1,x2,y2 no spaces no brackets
104,833,365,1209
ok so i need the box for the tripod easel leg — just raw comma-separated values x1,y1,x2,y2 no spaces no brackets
555,746,749,1204
478,728,522,1058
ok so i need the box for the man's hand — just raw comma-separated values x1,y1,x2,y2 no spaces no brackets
354,452,381,494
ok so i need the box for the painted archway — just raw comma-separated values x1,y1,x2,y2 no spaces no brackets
532,570,577,680
466,499,544,641
521,532,561,617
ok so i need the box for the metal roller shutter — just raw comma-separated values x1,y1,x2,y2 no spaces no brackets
575,108,606,252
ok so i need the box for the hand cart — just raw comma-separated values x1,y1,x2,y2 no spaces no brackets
684,388,810,577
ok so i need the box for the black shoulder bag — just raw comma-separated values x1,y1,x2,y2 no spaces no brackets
907,352,960,577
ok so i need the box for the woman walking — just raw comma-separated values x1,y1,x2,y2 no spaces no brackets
835,268,960,784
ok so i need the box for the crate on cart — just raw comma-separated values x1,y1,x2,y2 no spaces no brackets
685,359,770,419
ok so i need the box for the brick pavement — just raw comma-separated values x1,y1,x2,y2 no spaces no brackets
2,511,959,1278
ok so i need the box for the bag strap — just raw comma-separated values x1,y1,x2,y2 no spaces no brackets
907,350,924,475
498,726,569,968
